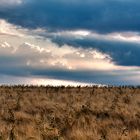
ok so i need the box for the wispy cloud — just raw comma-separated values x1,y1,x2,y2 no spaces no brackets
0,19,115,71
0,0,23,6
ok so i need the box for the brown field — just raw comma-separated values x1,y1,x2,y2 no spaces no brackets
0,85,139,140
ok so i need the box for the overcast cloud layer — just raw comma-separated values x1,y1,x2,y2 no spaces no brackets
0,0,140,85
1,0,140,33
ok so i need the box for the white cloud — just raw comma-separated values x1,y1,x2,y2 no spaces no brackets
0,19,26,37
0,0,23,6
0,40,116,71
50,30,140,44
1,19,140,72
0,19,117,71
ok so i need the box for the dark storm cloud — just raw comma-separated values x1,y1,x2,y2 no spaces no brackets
50,35,140,66
0,0,140,33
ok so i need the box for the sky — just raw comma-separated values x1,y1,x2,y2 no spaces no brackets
0,0,140,85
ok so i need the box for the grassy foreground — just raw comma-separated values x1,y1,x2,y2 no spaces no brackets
0,85,139,140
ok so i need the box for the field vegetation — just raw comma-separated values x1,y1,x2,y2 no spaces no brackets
0,85,139,140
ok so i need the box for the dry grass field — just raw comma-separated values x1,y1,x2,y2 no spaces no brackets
0,85,139,140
